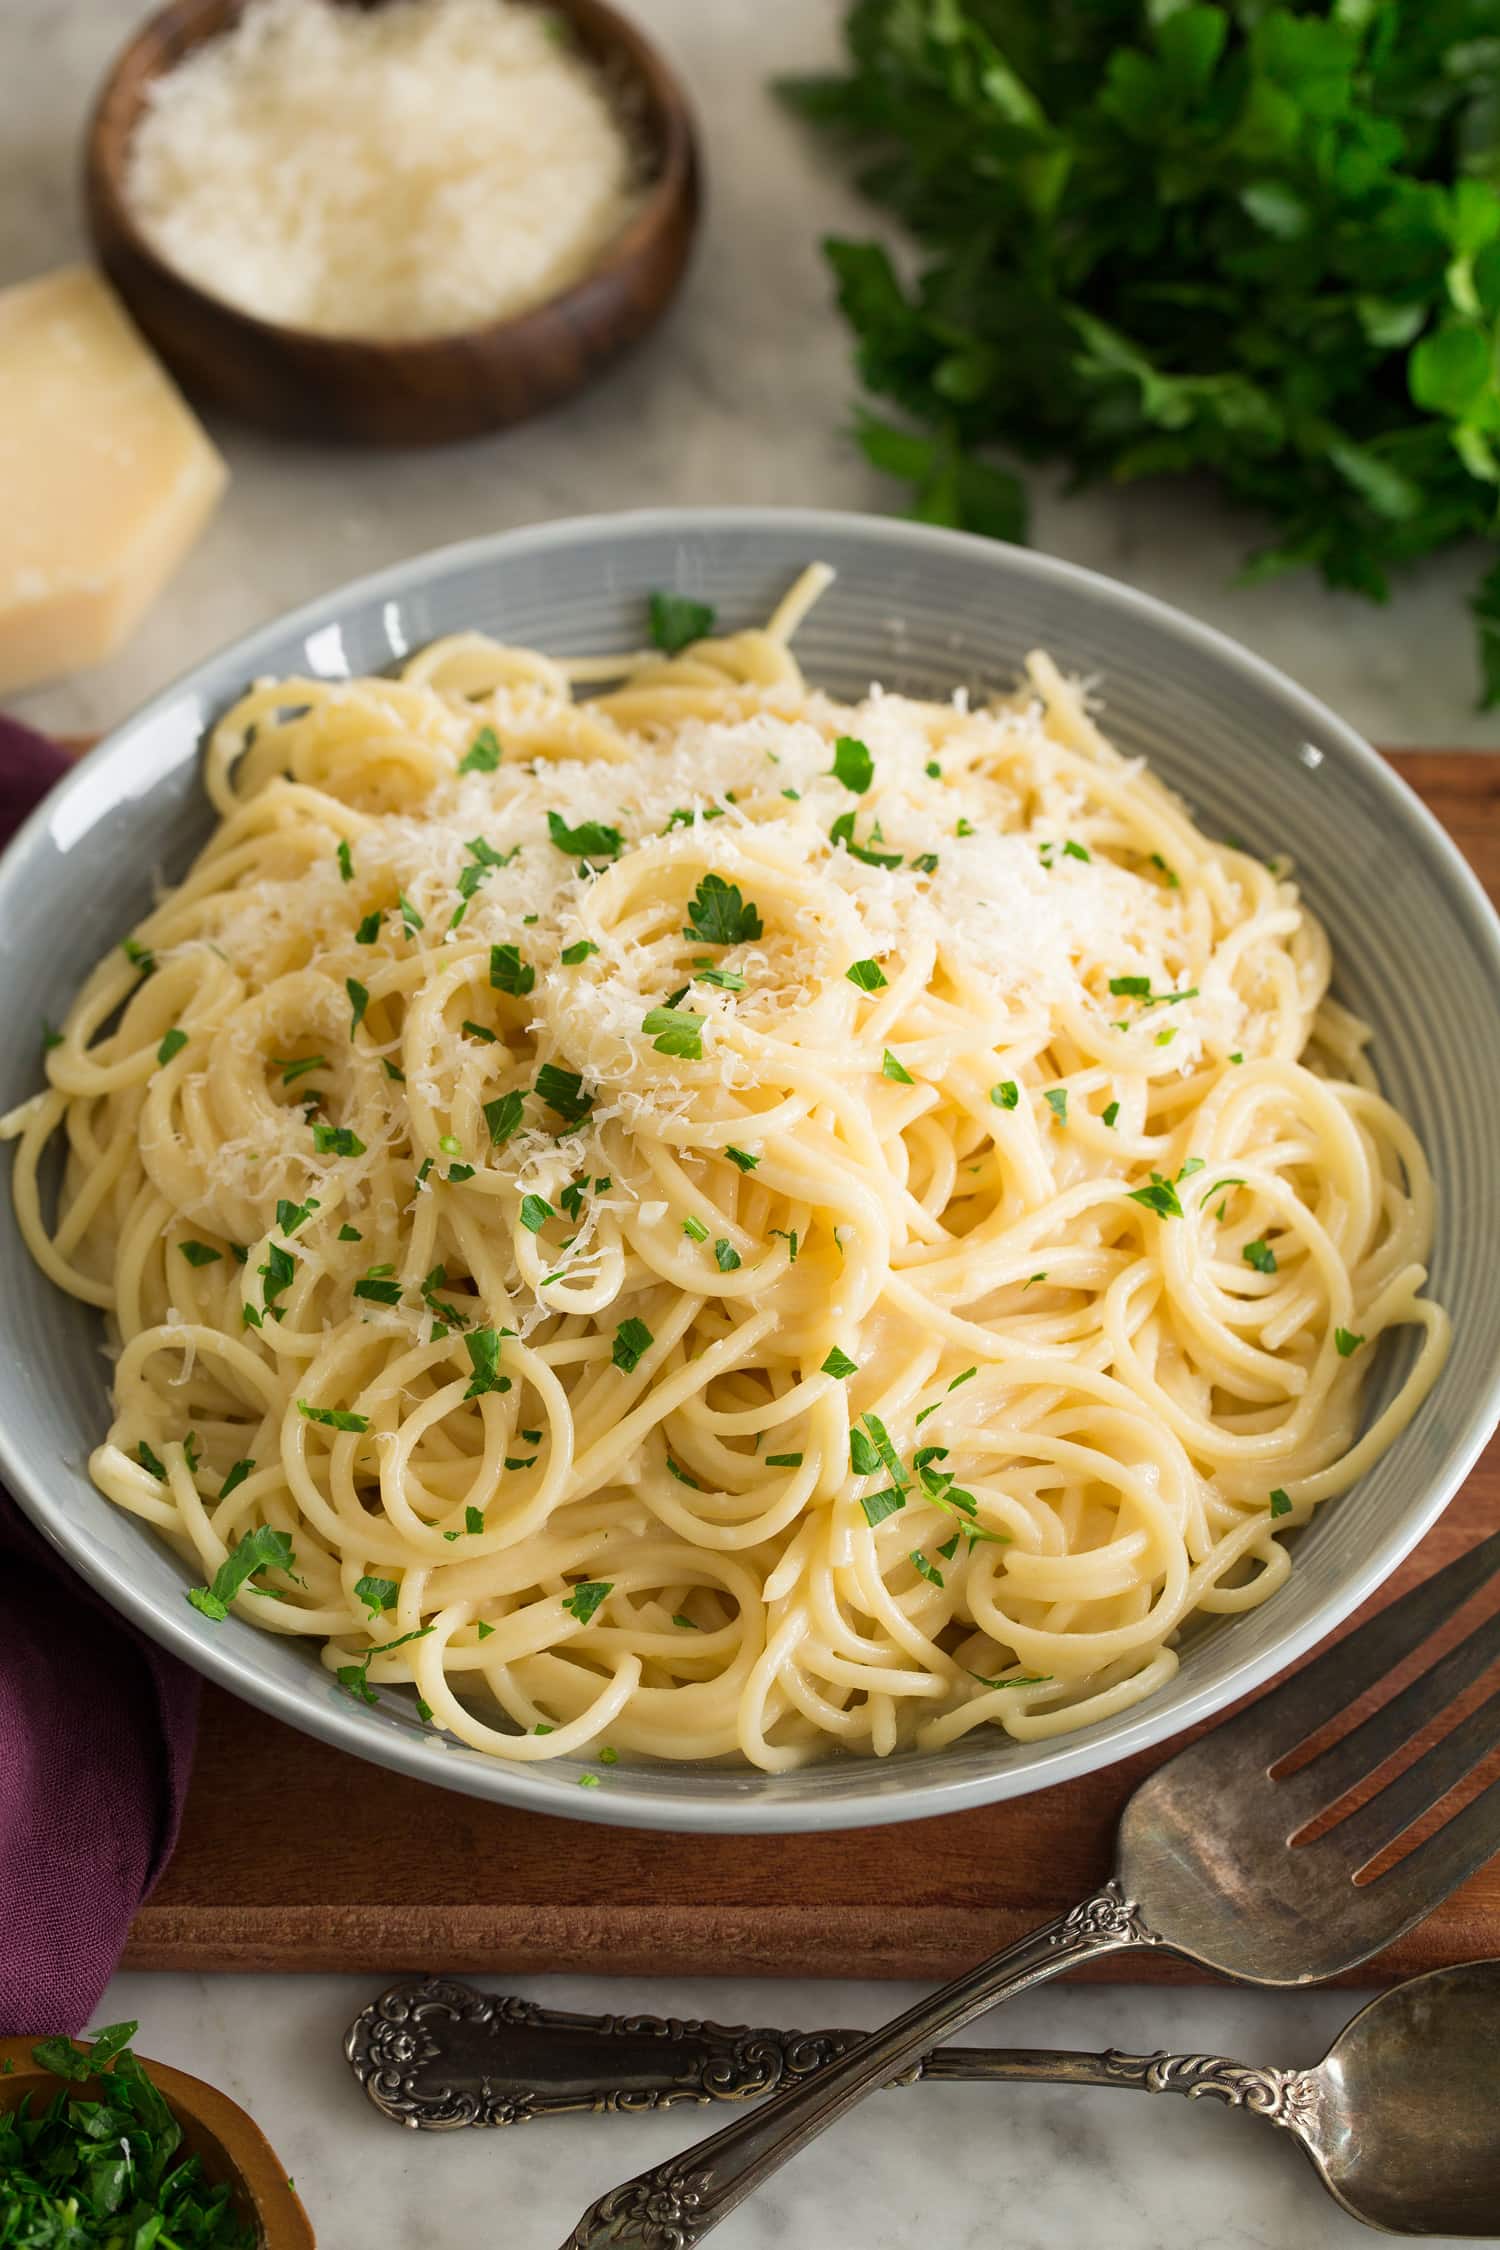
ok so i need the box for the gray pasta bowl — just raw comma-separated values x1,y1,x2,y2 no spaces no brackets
2,508,1498,1833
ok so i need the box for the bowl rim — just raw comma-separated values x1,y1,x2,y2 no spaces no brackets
85,0,700,358
4,503,1499,1835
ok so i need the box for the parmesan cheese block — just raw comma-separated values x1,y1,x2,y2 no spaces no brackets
0,267,227,697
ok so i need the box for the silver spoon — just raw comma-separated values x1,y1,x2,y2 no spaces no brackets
348,1963,1500,2235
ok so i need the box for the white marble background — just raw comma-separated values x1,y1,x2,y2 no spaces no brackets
4,1,1495,2244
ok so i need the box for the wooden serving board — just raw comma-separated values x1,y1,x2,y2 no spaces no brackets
125,752,1500,1985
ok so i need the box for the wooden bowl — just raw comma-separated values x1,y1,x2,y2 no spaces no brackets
0,2035,315,2247
83,0,701,446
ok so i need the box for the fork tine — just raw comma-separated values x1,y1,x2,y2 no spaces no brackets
1312,1680,1500,1868
1223,1527,1500,1765
1278,1601,1500,1821
1369,1774,1500,1924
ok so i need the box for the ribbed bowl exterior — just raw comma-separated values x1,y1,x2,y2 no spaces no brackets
2,509,1496,1833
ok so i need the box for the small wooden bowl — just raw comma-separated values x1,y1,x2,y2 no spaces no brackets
0,2035,315,2247
84,0,700,446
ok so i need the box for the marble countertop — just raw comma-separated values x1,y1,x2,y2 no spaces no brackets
6,4,1494,2245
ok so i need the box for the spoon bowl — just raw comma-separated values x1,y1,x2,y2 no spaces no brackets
1310,1961,1500,2236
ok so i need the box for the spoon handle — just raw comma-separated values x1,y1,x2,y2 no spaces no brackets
346,1976,1316,2128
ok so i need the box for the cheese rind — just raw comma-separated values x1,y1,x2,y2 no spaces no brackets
0,266,227,697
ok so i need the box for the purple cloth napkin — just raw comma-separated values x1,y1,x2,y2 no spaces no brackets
0,714,199,2036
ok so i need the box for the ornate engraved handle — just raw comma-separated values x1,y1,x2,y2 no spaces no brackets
344,1977,871,2128
1081,2049,1323,2128
558,1881,1160,2249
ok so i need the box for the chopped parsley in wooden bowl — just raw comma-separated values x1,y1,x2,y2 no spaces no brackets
0,2024,313,2247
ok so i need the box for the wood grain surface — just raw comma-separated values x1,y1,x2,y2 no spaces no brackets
125,751,1500,1983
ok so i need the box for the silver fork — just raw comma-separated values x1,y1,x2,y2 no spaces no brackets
563,1526,1500,2249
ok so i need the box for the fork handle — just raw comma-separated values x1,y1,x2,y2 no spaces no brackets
559,1880,1161,2250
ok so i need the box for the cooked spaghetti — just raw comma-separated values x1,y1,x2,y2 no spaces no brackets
2,570,1449,1771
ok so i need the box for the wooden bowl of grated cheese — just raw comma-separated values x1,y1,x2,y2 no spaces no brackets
84,0,700,446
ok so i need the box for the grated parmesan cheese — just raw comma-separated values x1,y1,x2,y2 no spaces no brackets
124,0,642,341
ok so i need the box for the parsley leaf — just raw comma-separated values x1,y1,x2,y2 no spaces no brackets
179,1239,221,1267
535,1062,593,1124
1243,1237,1278,1274
484,1089,526,1147
490,943,535,997
458,725,502,774
562,1578,613,1624
684,872,764,946
463,1327,509,1398
649,591,717,653
821,1344,858,1378
643,1004,705,1060
831,734,875,792
156,1026,188,1066
881,1048,914,1084
547,809,624,862
186,1524,296,1622
713,1237,742,1271
519,1193,553,1232
846,957,887,991
612,1317,654,1372
1335,1326,1366,1356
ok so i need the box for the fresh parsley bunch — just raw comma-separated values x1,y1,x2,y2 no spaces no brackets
780,1,1500,702
0,2024,257,2247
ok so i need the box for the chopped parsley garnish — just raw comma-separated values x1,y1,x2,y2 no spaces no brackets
910,1549,944,1587
459,725,502,774
850,1427,881,1476
41,1021,63,1054
860,1487,905,1526
682,1214,709,1242
949,1367,977,1392
562,1579,613,1623
258,1242,296,1319
355,1574,398,1616
859,1412,909,1493
666,1458,702,1488
156,1027,188,1066
277,1195,319,1236
547,809,624,862
612,1317,654,1372
991,1081,1019,1110
484,1089,525,1147
535,1062,593,1124
337,1223,361,1242
846,958,887,992
881,1049,914,1084
911,852,940,874
821,1344,858,1379
765,1452,803,1468
831,734,875,792
937,1532,960,1561
829,809,902,867
476,1619,495,1639
355,910,382,945
1229,1051,1245,1065
312,1122,365,1157
955,818,974,839
519,1193,553,1232
337,838,355,882
463,1327,509,1398
335,1624,434,1705
1044,1087,1068,1124
643,1004,705,1060
725,1145,759,1171
354,1264,402,1305
1062,839,1090,862
649,590,717,653
346,977,369,1036
1128,1174,1184,1220
483,945,530,1000
462,1019,498,1044
186,1524,297,1621
1151,853,1180,887
1102,1100,1120,1128
297,1401,370,1432
121,937,155,978
137,1441,167,1482
179,1240,221,1267
1335,1327,1365,1357
1243,1237,1278,1274
1109,975,1152,997
561,939,599,964
693,964,745,990
559,1177,588,1223
684,872,763,947
769,1226,799,1262
398,893,424,935
1270,1488,1293,1517
714,1238,742,1271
